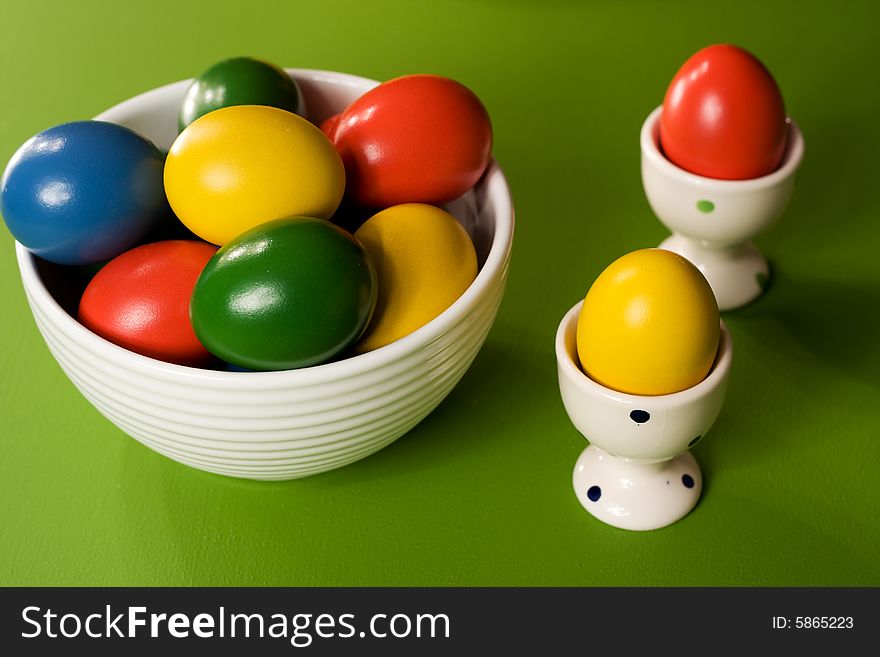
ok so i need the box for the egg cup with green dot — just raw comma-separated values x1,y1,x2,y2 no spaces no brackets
640,106,804,311
555,301,733,531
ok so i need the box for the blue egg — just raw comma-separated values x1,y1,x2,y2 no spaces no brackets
1,121,167,265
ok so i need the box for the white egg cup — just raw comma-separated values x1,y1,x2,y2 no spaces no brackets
555,301,733,530
640,106,804,311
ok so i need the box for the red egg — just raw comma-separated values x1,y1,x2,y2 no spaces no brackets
330,74,493,207
78,240,217,366
659,44,788,180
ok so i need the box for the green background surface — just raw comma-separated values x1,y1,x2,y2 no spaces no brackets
1,0,878,586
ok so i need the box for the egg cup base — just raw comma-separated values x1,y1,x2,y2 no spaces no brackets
659,234,769,311
573,445,702,531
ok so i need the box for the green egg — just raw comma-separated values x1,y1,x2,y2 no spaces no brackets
191,217,377,371
179,56,303,131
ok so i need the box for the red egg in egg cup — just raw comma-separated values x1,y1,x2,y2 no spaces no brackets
640,106,804,311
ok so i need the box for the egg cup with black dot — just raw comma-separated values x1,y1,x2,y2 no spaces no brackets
555,301,733,531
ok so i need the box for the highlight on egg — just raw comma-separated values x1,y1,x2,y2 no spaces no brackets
164,105,345,246
576,248,720,396
328,74,493,207
1,120,167,265
353,203,478,353
78,240,218,367
190,216,377,371
659,44,788,180
178,56,303,131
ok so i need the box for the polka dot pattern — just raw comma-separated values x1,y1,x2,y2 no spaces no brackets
629,409,650,424
682,474,695,489
587,485,602,502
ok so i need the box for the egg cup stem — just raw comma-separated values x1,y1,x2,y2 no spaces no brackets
572,445,703,531
659,234,769,311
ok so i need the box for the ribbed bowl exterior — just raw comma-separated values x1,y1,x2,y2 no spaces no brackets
15,70,514,480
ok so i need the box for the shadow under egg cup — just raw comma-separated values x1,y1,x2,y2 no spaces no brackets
556,301,733,530
640,106,804,311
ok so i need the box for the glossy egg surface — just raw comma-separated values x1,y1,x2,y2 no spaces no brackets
1,121,166,265
191,217,376,370
577,249,720,395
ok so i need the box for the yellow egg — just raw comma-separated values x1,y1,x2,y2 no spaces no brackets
164,105,344,245
576,249,720,395
354,203,477,352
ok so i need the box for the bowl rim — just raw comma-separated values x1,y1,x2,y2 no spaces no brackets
15,68,515,388
640,105,804,192
555,300,733,405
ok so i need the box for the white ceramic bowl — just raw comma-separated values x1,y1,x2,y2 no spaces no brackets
15,69,514,480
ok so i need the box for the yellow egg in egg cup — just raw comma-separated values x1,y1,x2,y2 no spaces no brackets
556,249,733,530
556,300,733,531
